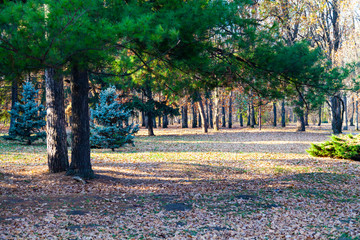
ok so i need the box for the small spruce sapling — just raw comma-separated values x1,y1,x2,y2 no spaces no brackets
90,86,139,151
8,81,46,145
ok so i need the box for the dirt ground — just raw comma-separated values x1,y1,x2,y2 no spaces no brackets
0,124,359,239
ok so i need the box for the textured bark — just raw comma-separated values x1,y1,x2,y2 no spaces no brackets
228,91,232,128
273,102,277,127
45,68,69,173
198,98,208,133
281,100,286,127
331,95,343,134
205,98,210,128
67,64,94,179
239,113,243,127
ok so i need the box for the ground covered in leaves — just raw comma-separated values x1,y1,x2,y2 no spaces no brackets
1,124,359,239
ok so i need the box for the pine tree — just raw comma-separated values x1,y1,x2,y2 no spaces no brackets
90,86,139,151
8,81,46,145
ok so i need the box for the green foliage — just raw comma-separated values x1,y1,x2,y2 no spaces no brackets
307,134,360,161
6,81,46,145
90,86,139,151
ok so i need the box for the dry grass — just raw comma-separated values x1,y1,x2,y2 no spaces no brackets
0,124,360,239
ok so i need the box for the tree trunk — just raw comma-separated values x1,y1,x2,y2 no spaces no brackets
228,91,232,128
281,100,286,127
181,105,188,128
250,100,256,127
67,64,94,179
239,113,243,127
162,115,168,128
258,104,262,130
343,95,348,130
9,77,18,135
318,106,322,126
158,116,161,128
350,99,354,126
273,102,277,127
296,95,305,131
222,99,226,127
304,109,309,126
153,116,157,128
198,98,208,133
213,89,220,131
331,95,343,134
198,112,202,127
192,102,197,128
205,98,210,128
247,102,251,126
209,97,213,129
45,68,69,173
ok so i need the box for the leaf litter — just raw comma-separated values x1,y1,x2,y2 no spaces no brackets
0,124,359,239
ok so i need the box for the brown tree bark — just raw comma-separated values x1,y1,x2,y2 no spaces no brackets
281,100,286,127
198,97,208,133
331,95,343,134
67,64,94,179
228,91,232,128
273,102,277,127
45,68,69,173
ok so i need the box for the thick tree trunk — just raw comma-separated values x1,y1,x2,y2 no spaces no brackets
343,95,348,130
9,77,18,134
228,91,232,128
205,98,210,129
67,64,94,179
281,100,286,127
141,111,146,127
318,106,322,126
181,105,188,128
45,68,69,173
239,113,243,127
331,95,343,134
162,115,168,128
296,95,305,131
198,98,208,133
273,102,277,127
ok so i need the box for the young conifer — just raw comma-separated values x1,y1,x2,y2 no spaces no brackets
8,81,46,145
90,86,139,151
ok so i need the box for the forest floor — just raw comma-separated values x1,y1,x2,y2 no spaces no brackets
0,124,360,239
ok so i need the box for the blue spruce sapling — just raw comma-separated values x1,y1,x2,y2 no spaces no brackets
8,81,46,145
90,86,139,151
